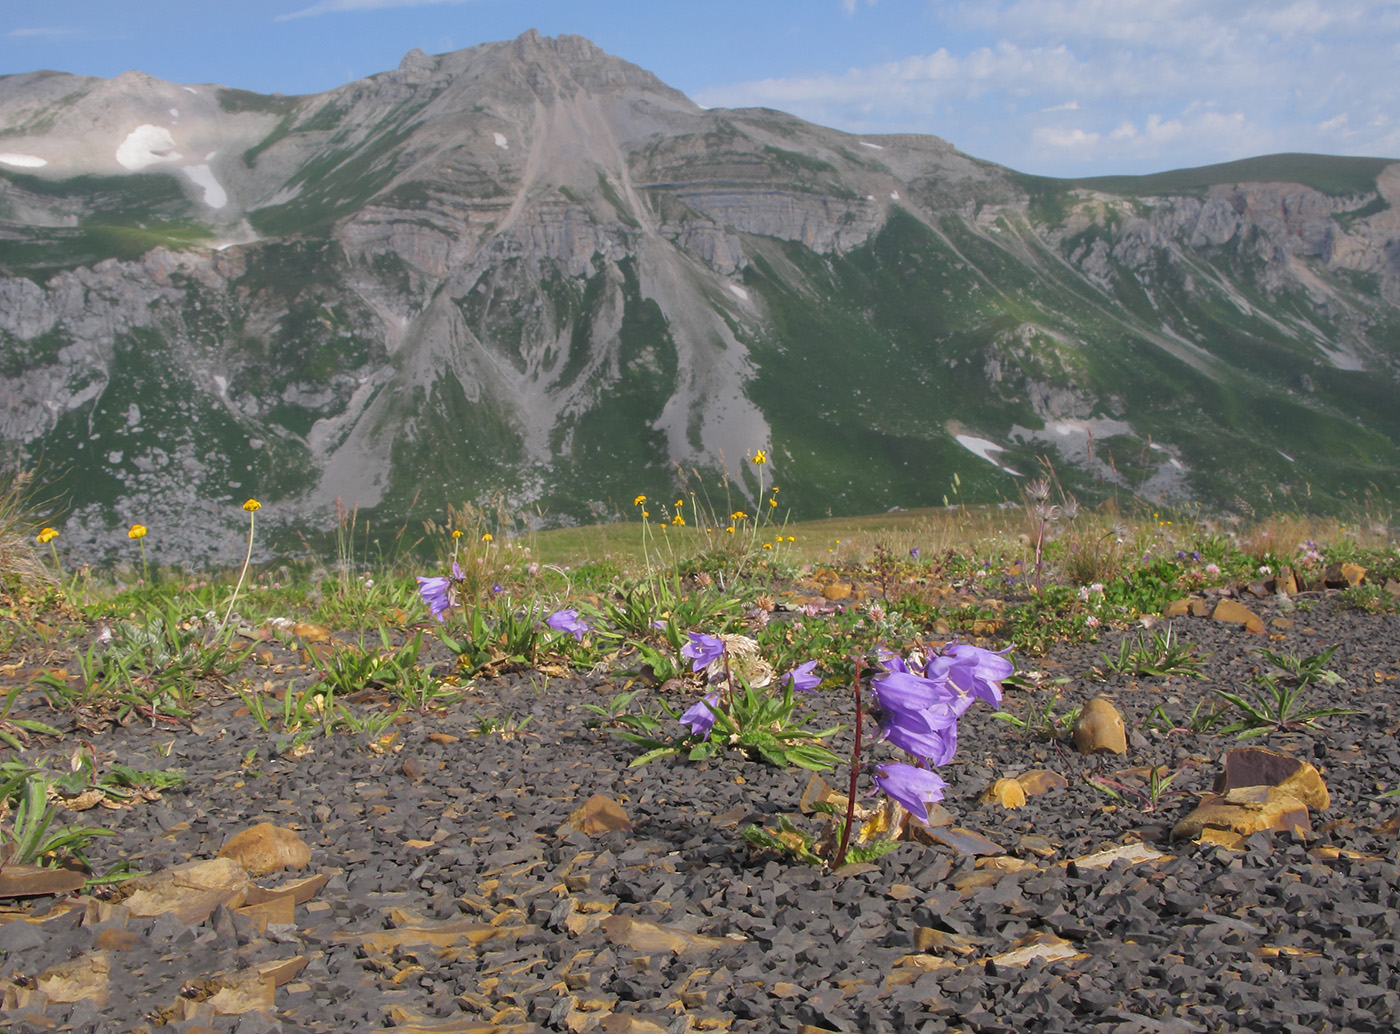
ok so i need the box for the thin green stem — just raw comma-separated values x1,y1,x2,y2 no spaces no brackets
216,511,256,642
833,655,864,870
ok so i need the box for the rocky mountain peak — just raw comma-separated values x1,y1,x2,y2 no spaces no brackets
0,35,1397,563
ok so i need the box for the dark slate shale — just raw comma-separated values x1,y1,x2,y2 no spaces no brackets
0,597,1398,1032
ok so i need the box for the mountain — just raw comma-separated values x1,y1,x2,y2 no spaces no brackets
2,30,1398,563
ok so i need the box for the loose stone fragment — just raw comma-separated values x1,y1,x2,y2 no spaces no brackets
36,951,109,1006
119,857,252,923
217,823,311,876
1341,562,1366,587
1016,769,1068,796
990,931,1085,967
291,621,332,643
1211,599,1266,634
1067,842,1171,870
1172,786,1310,840
914,826,1006,856
601,916,732,954
981,777,1026,809
564,794,633,836
0,864,86,898
1072,698,1127,755
1163,598,1191,618
203,968,276,1015
1214,746,1330,810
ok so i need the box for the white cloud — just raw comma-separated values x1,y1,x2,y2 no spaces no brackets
6,27,79,39
276,0,471,21
695,0,1400,174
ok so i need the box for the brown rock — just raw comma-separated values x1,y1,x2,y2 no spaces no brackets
1163,598,1191,618
217,823,311,877
204,969,275,1016
913,826,1006,856
120,857,252,924
291,621,332,643
1211,599,1265,634
1384,578,1400,597
981,778,1027,809
1189,598,1213,618
1341,562,1367,587
1213,746,1329,810
0,864,86,898
990,931,1085,967
1072,698,1127,755
37,952,109,1006
1016,769,1069,796
601,916,731,953
1171,785,1310,840
822,582,853,601
565,794,632,836
1271,617,1294,631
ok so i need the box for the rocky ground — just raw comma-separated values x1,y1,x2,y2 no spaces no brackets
1,589,1398,1033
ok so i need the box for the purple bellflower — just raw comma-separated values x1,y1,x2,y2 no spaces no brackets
874,762,948,824
545,608,589,641
416,561,464,622
681,632,726,673
784,660,821,694
679,693,721,740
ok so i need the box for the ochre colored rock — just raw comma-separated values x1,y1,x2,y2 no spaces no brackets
566,794,633,836
1171,785,1310,840
217,823,311,877
1189,598,1213,618
37,951,110,1006
1073,697,1127,755
1163,598,1191,618
822,582,853,601
1341,562,1366,587
1211,599,1265,635
120,857,252,923
1214,747,1329,810
981,777,1027,809
1016,769,1069,796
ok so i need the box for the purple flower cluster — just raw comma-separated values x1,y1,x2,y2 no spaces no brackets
870,642,1012,823
545,608,589,641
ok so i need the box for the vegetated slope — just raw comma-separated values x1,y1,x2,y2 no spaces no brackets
0,31,1397,562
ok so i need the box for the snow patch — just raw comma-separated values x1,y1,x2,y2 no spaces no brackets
181,164,227,209
169,108,179,119
1278,450,1295,462
183,86,197,94
116,125,181,170
727,284,749,301
213,376,228,397
956,434,1022,476
859,141,884,150
890,190,900,201
493,132,509,149
0,153,47,168
107,451,123,465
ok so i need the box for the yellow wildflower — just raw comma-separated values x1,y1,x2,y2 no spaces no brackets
642,510,650,518
753,449,767,464
634,494,646,506
769,498,777,508
242,498,261,512
672,514,686,526
675,499,683,507
726,526,735,534
128,524,147,540
731,510,748,521
452,529,463,540
36,527,58,544
482,532,493,542
763,542,772,550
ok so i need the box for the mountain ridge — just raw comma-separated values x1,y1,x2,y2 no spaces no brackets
1,31,1397,562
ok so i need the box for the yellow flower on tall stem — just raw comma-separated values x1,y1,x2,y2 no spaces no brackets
128,523,149,582
37,526,60,572
216,500,260,641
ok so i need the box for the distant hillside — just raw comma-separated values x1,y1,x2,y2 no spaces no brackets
1,31,1397,562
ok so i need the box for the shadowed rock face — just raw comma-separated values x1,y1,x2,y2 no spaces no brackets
1,32,1399,562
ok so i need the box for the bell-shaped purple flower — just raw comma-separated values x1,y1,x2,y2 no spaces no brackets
545,608,589,641
940,642,1014,709
416,561,464,622
679,692,721,740
880,704,960,767
874,762,947,824
681,632,726,673
783,660,821,694
871,668,953,713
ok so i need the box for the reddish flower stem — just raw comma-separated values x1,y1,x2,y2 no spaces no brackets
833,656,864,870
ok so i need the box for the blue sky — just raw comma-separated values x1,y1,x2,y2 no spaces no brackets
4,0,1398,177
